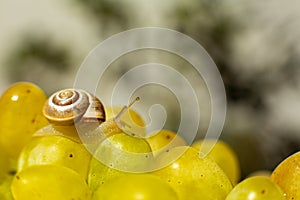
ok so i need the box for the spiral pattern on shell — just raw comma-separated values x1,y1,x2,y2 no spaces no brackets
43,89,105,125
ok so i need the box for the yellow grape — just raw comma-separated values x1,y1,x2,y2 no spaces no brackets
0,173,14,200
0,82,49,158
146,129,186,156
226,176,286,200
17,135,91,180
152,146,232,200
93,174,179,200
192,139,240,185
11,165,91,200
88,132,153,192
247,170,272,178
105,106,146,136
33,123,100,145
271,151,300,200
0,151,10,180
0,145,17,200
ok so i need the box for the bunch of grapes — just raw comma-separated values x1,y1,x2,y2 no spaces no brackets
0,82,299,200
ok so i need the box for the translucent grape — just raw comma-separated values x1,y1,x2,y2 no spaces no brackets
11,165,91,200
0,82,49,158
17,135,91,179
192,139,240,185
0,149,13,182
247,170,272,178
146,129,186,156
226,176,286,200
0,173,14,200
93,174,178,200
271,151,300,200
152,146,233,200
88,132,153,192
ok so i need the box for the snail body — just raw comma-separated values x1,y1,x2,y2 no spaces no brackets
43,89,105,125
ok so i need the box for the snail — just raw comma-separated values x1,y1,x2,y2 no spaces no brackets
42,88,140,138
43,89,106,125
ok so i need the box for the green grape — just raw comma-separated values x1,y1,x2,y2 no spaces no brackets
11,165,91,200
192,139,240,185
146,129,186,156
93,174,179,200
88,132,153,192
0,82,49,158
18,135,91,180
271,151,300,200
0,174,14,200
226,176,286,200
152,146,232,200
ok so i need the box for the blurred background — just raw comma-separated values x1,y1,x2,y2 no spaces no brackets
1,0,300,178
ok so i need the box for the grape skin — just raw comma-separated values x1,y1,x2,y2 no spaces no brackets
0,82,49,158
88,132,153,192
271,151,300,200
192,139,241,185
225,176,286,200
11,165,91,200
93,174,179,200
17,135,91,180
152,146,233,200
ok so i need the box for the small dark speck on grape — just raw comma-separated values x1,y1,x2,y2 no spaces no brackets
166,134,171,139
261,189,266,194
69,154,73,158
166,149,169,153
101,181,104,184
26,89,31,93
16,175,20,180
31,118,36,123
167,180,171,182
9,170,16,175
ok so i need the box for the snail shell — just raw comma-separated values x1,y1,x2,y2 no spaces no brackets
43,89,105,125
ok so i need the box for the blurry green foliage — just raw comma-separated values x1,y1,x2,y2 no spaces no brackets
171,0,266,110
76,0,129,31
6,34,71,82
